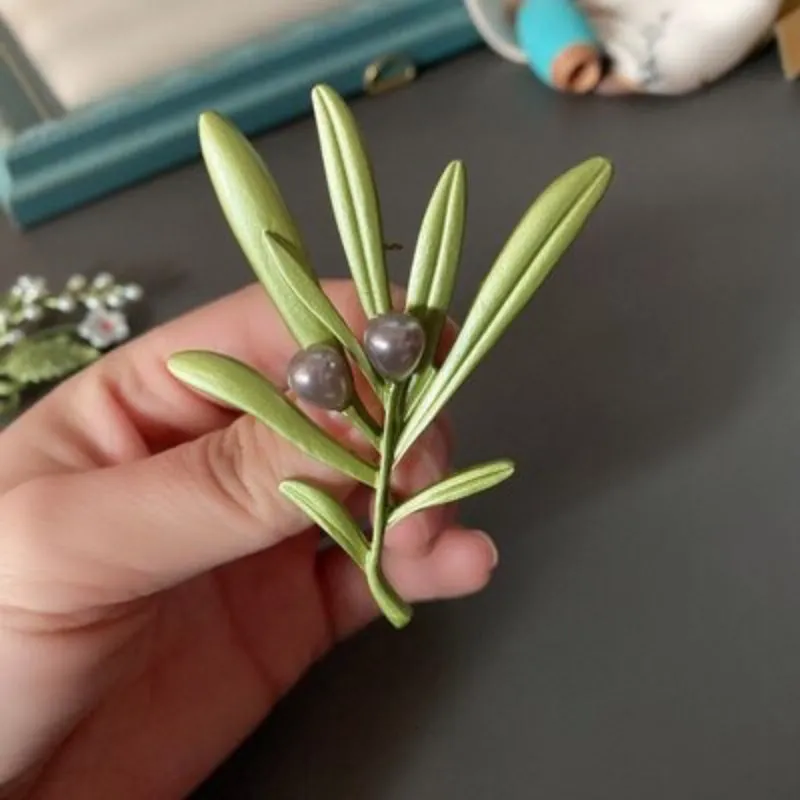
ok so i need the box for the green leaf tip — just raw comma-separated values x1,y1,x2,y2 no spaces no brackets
263,230,384,397
397,155,613,459
311,83,391,320
167,349,377,486
406,158,467,399
279,479,370,568
388,459,515,526
197,108,328,348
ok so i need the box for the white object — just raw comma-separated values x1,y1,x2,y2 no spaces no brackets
463,0,526,63
0,0,350,109
463,0,782,94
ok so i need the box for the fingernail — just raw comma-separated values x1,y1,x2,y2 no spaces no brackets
476,531,499,569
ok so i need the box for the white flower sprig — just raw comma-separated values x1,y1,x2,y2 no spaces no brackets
0,272,143,418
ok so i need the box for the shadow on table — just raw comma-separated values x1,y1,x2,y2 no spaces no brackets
193,608,452,800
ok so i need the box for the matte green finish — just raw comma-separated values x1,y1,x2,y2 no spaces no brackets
0,377,19,418
279,480,370,568
388,458,515,527
405,160,466,401
198,111,329,348
264,231,384,399
311,85,391,320
396,156,613,460
0,330,100,418
1,333,98,385
198,115,380,443
169,87,613,628
167,350,377,486
366,381,413,628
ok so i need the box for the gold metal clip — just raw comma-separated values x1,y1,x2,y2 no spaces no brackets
363,54,417,96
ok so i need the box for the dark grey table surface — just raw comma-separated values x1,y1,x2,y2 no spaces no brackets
4,47,800,800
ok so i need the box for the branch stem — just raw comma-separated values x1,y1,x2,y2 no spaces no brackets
366,381,412,628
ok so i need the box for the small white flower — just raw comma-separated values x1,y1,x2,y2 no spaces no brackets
0,329,24,348
123,283,143,302
13,275,47,302
106,288,126,309
92,272,114,291
66,274,87,293
78,308,130,349
83,295,103,310
22,305,43,322
54,295,77,313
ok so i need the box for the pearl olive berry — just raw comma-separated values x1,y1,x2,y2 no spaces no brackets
364,312,426,382
287,343,353,411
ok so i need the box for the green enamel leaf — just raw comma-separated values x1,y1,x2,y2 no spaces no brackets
263,231,384,397
388,459,515,527
0,334,99,384
167,350,377,486
0,376,17,397
279,479,369,568
406,161,466,401
0,393,20,418
198,111,329,347
311,84,390,319
0,377,20,417
396,157,612,460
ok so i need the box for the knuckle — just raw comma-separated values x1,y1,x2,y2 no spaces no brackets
191,416,284,525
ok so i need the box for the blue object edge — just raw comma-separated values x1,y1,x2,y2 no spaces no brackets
0,0,481,228
515,0,599,87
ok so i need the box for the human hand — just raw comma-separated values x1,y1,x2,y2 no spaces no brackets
0,281,497,799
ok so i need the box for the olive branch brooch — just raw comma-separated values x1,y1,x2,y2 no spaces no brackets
0,272,142,418
167,85,613,628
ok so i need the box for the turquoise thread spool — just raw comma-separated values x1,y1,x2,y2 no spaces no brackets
515,0,603,93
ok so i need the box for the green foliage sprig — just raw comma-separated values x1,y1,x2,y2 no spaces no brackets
167,85,613,628
0,273,142,418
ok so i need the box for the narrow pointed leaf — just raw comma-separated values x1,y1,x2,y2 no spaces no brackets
311,84,390,319
280,480,369,568
167,350,377,486
388,460,515,526
396,157,612,459
264,231,384,397
406,160,466,402
198,111,328,347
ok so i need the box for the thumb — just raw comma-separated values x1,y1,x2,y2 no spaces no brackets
0,412,446,617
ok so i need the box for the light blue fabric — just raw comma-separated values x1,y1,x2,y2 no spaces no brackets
515,0,599,86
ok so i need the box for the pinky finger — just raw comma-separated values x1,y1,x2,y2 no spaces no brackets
316,526,499,641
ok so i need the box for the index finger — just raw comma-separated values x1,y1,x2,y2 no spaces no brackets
0,279,370,491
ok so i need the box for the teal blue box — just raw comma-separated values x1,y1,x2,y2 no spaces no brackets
0,0,480,228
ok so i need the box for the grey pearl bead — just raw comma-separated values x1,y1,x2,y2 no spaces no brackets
364,312,426,381
287,343,353,411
